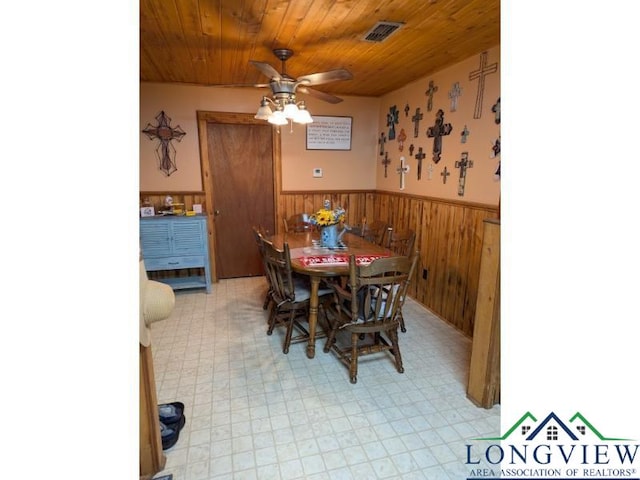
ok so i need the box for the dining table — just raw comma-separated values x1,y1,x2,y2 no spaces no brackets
266,231,396,358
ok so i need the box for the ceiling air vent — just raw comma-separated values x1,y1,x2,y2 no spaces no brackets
362,21,404,43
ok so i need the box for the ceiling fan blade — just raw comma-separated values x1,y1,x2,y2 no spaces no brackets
297,86,344,104
296,68,353,86
249,60,282,80
214,83,270,88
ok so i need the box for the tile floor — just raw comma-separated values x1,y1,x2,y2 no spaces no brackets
150,276,500,480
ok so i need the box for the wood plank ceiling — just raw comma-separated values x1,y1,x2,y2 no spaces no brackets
140,0,500,98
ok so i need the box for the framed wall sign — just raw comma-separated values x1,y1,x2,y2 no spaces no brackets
306,116,352,150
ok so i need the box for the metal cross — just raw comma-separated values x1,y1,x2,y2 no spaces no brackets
448,82,463,112
414,147,427,180
381,152,391,177
396,156,410,190
469,51,498,119
460,125,470,143
142,111,186,176
490,137,501,158
409,144,415,156
378,132,386,156
426,109,453,164
425,80,438,112
411,107,423,138
387,105,399,140
441,166,450,184
404,103,410,117
455,152,474,196
427,163,434,180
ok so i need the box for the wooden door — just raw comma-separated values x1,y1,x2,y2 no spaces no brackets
207,122,275,278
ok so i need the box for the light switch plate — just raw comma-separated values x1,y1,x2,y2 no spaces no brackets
313,168,323,178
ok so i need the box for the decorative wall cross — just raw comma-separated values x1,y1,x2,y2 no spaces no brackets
414,147,426,180
397,128,407,151
460,125,470,143
492,97,501,124
441,166,450,184
404,104,410,117
469,51,498,119
387,105,399,140
426,109,453,164
411,107,423,138
425,80,438,112
490,137,501,158
142,111,186,176
396,156,410,190
409,144,415,156
448,82,462,112
455,152,474,196
427,163,434,180
381,152,391,177
378,132,386,156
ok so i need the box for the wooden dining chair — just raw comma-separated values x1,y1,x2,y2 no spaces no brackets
322,253,419,383
252,226,273,312
262,239,333,354
283,213,314,233
386,228,416,256
352,219,390,246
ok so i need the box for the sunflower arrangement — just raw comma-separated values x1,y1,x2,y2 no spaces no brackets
309,200,345,227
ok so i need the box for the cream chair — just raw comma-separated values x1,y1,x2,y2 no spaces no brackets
140,260,176,478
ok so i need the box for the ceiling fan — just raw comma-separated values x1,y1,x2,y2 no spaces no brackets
248,48,353,105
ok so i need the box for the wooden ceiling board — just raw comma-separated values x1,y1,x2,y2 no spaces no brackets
140,0,500,97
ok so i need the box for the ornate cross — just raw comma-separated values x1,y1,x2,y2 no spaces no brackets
387,105,399,140
378,132,386,156
425,80,438,112
492,97,501,124
469,51,498,119
409,144,415,156
411,107,423,138
441,166,450,184
381,152,391,177
455,152,474,196
142,111,186,176
414,147,426,180
404,103,410,117
448,82,462,112
397,128,407,151
426,109,453,164
396,156,410,190
461,125,470,143
490,137,501,158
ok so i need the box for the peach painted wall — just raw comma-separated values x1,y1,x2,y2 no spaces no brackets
140,84,379,191
376,45,501,205
140,44,500,205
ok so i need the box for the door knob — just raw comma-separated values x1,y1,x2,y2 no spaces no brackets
214,209,221,216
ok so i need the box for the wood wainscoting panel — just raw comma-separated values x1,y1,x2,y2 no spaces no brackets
374,192,498,337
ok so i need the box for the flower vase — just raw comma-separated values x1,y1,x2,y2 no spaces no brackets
320,224,340,248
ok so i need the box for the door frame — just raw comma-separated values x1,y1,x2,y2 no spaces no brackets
196,111,281,283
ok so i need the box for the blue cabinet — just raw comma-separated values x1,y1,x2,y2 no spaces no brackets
140,216,212,293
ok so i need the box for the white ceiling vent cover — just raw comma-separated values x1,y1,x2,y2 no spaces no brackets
362,21,404,43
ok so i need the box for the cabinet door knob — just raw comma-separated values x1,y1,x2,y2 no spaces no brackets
214,209,221,216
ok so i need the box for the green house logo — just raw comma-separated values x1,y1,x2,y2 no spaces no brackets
476,411,634,442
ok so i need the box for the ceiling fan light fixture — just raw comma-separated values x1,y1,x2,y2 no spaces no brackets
254,97,273,120
293,102,313,124
283,97,300,119
268,108,288,125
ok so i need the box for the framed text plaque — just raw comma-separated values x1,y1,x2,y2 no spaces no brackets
306,116,352,150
